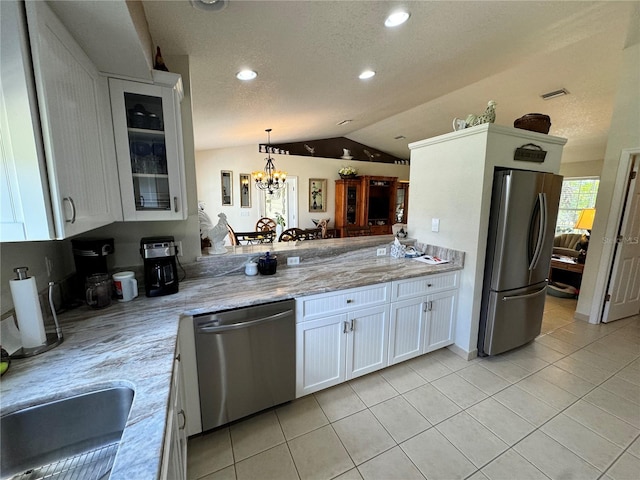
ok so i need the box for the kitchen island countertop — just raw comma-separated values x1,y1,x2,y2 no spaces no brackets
0,252,462,479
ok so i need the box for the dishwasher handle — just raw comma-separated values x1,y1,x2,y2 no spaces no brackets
196,309,293,333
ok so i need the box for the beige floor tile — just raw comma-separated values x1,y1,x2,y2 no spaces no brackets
584,387,640,428
467,471,490,480
349,372,398,407
514,431,601,479
405,353,453,382
564,400,639,448
584,341,638,367
333,468,364,480
429,348,477,372
379,363,427,394
314,383,366,422
456,364,510,396
432,372,488,408
466,398,535,446
332,410,396,465
503,341,564,364
548,328,597,348
604,452,640,480
370,395,431,443
235,443,299,480
601,376,640,405
553,355,613,385
627,436,640,459
493,385,559,427
479,357,531,383
535,334,581,355
187,427,233,480
534,364,596,397
516,374,578,410
436,412,508,467
541,414,623,471
229,410,285,462
616,365,640,387
199,465,236,480
357,446,425,480
569,348,625,375
481,449,549,480
401,428,476,480
276,395,329,440
288,425,354,480
403,383,461,425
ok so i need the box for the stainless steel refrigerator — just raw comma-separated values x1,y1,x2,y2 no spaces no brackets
478,168,563,356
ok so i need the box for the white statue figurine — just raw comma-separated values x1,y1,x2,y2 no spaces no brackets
209,212,229,254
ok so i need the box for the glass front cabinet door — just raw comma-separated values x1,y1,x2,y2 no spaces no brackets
109,72,187,221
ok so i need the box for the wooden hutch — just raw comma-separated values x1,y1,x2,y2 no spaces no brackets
335,175,398,236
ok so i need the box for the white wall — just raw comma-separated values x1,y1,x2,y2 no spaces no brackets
195,146,409,233
559,160,603,178
408,124,565,356
576,40,640,322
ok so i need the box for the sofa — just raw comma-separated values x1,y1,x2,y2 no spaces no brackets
553,233,585,258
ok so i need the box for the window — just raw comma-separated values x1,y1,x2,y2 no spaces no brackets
555,177,599,233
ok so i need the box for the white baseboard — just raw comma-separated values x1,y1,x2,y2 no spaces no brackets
447,343,477,360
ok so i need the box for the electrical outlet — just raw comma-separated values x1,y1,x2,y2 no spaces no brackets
287,256,300,265
377,247,387,256
176,241,183,256
432,218,440,232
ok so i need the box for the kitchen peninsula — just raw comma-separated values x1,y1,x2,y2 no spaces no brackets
0,236,463,479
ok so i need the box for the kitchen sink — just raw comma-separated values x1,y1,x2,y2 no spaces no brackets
1,386,134,480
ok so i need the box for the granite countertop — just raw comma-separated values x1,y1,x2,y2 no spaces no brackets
0,252,462,479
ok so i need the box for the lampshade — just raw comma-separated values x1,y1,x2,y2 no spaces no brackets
575,208,596,231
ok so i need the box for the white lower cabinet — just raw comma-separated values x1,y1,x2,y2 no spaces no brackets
296,273,458,397
161,347,188,480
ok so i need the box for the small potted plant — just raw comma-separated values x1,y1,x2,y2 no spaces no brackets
339,166,358,179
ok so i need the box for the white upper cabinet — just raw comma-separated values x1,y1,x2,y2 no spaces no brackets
1,0,121,241
109,74,188,221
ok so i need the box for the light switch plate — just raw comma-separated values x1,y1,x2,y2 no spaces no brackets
287,256,300,265
431,218,440,232
377,247,387,256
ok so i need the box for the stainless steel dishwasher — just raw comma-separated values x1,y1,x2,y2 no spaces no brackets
194,299,296,431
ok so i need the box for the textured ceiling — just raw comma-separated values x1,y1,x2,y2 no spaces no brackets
141,0,637,162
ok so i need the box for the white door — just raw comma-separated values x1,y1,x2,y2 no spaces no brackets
262,176,298,228
602,157,640,322
346,305,389,380
388,297,426,365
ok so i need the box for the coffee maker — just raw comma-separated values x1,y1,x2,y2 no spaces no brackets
140,236,179,297
72,238,115,298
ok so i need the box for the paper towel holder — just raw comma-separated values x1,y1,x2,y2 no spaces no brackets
10,270,64,359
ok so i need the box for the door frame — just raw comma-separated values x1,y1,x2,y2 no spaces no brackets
588,147,640,323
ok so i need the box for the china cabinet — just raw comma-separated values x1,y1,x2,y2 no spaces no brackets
109,72,187,221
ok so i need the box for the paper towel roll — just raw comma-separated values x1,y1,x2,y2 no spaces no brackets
9,276,47,348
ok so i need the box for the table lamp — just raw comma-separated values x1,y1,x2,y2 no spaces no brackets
574,208,595,263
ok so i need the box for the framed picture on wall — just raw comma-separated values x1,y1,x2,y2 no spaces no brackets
309,178,327,212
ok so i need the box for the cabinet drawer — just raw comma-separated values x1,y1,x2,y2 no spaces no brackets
297,283,390,322
391,272,458,301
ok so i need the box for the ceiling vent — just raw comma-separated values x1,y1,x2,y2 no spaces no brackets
541,88,569,100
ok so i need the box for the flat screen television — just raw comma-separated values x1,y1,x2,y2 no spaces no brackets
368,196,390,220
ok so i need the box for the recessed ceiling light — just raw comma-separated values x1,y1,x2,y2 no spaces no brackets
337,120,352,126
236,70,257,81
541,88,569,100
190,0,228,12
359,70,376,80
385,10,410,27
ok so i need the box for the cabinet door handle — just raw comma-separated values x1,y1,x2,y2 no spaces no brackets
174,196,178,212
427,283,433,288
346,299,354,304
178,409,186,430
343,321,349,334
64,197,76,223
140,195,145,207
427,301,433,311
350,319,354,332
423,302,428,313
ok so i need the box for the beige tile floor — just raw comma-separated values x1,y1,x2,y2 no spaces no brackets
187,296,640,480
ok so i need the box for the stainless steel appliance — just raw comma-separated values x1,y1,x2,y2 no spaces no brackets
140,236,179,297
478,169,563,356
72,238,115,297
194,300,296,431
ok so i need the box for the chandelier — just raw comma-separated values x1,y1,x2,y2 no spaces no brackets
252,129,286,194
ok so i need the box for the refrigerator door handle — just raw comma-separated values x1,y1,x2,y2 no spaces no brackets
502,285,547,301
529,193,547,271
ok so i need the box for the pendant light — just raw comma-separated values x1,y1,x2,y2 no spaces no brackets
252,129,286,194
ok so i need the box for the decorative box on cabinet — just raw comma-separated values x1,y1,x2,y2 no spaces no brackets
1,0,121,241
295,284,391,397
109,72,188,221
388,273,458,365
